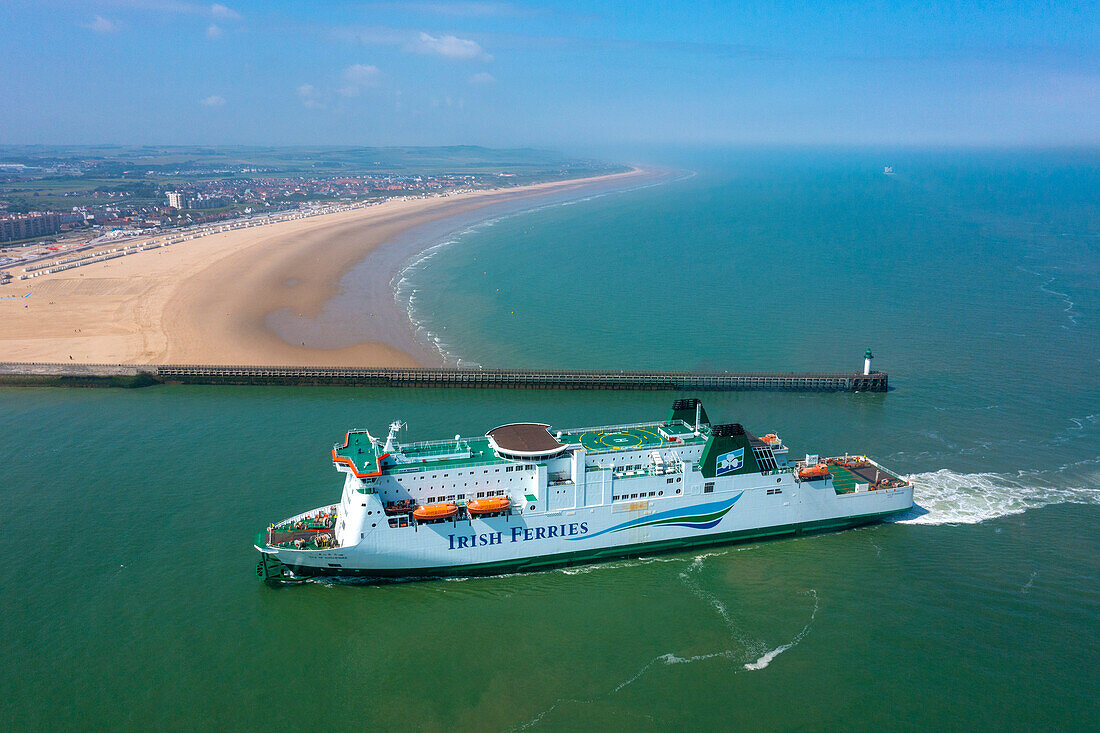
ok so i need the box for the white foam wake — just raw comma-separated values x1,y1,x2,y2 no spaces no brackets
744,589,819,671
508,551,816,730
1016,266,1081,327
893,468,1100,526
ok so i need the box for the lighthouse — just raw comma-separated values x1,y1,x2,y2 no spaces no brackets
863,348,874,375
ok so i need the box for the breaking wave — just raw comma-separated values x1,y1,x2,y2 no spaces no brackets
892,467,1100,526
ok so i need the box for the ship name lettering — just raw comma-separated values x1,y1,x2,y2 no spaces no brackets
447,532,504,550
447,522,591,550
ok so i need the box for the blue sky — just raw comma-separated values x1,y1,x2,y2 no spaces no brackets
2,1,1098,147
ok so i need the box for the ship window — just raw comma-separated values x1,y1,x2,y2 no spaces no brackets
676,477,681,482
477,492,485,498
658,491,663,496
704,482,714,492
666,478,674,484
388,518,398,527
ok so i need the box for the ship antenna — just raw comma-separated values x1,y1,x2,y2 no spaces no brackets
383,420,405,453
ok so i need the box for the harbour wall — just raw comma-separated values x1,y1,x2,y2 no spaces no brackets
0,363,889,392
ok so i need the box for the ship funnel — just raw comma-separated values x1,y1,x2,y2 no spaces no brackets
383,421,405,453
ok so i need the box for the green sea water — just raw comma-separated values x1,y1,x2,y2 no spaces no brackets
2,149,1098,730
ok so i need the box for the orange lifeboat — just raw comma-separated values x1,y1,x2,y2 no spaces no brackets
798,463,830,480
760,434,780,445
466,496,511,516
412,502,458,522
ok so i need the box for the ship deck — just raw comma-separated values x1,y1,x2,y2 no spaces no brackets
333,420,712,476
564,426,676,452
265,509,338,550
826,459,907,494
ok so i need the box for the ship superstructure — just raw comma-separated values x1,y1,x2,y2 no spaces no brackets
256,399,912,581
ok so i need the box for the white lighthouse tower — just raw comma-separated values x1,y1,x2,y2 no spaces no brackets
863,348,874,375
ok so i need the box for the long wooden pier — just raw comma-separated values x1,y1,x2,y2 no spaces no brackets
0,362,888,392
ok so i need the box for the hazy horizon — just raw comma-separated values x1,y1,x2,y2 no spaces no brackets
2,1,1099,148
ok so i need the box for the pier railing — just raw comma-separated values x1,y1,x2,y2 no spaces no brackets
0,362,888,392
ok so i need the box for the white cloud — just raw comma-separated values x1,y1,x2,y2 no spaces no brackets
338,64,382,97
200,95,226,106
412,32,491,61
296,84,325,109
86,15,119,33
468,71,496,84
112,2,241,20
209,3,240,19
205,24,224,39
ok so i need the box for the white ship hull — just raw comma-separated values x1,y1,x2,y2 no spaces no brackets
257,451,912,580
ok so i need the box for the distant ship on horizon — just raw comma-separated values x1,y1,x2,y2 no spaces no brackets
255,399,914,582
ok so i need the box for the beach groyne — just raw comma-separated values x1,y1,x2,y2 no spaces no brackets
0,363,888,392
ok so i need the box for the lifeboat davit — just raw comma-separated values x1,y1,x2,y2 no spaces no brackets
798,463,830,480
412,502,458,522
466,496,511,516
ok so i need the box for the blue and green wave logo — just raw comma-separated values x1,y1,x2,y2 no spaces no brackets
566,493,743,541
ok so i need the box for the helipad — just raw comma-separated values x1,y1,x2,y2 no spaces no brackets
566,426,669,453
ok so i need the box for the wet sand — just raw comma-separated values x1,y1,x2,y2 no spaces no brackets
0,168,653,366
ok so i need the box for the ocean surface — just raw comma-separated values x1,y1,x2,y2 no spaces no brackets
2,149,1098,730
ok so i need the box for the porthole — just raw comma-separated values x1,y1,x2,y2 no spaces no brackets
676,489,681,494
529,505,535,510
658,491,663,496
777,477,782,483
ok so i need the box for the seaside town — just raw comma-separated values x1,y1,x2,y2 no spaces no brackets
0,151,607,286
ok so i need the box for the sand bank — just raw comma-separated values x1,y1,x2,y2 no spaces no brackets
0,168,654,366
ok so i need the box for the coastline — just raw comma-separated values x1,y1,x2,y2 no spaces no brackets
0,167,660,367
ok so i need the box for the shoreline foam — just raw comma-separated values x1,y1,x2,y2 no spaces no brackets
0,167,656,367
390,169,690,366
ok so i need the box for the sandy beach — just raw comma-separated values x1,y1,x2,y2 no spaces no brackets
0,168,654,367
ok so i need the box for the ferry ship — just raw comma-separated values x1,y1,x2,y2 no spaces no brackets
255,400,913,582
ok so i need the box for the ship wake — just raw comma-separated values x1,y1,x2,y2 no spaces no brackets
893,466,1100,526
509,553,818,730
